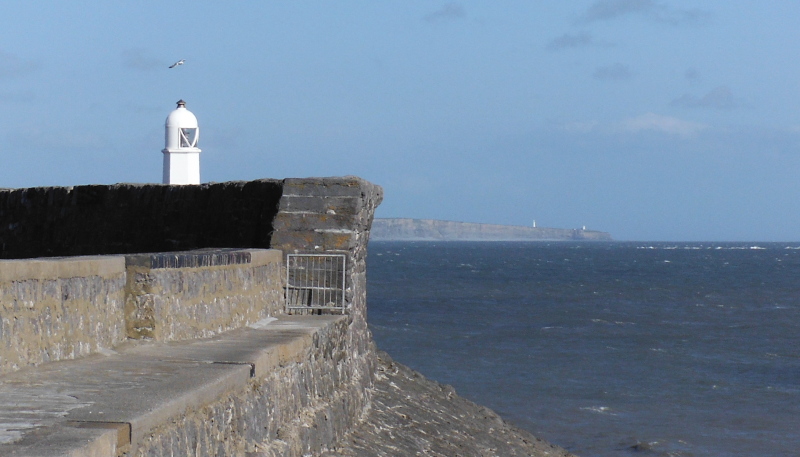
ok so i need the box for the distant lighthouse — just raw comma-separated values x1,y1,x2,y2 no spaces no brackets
162,100,201,185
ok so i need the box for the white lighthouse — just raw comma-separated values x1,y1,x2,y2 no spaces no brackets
162,100,201,185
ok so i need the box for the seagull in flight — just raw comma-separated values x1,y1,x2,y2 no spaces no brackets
169,59,185,69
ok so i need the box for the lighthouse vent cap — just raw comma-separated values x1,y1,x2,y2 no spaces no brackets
165,100,198,128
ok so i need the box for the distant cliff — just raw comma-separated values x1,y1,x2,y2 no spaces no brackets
371,218,612,241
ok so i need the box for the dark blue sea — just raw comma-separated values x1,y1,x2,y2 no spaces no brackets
366,241,800,457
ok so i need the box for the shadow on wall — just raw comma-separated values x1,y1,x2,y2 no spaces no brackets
0,180,283,259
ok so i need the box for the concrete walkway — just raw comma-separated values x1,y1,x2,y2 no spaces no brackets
0,315,345,457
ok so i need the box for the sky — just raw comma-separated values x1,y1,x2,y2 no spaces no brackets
1,1,800,241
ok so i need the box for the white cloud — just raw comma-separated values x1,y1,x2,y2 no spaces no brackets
546,32,595,51
8,127,107,150
618,112,708,136
121,49,164,71
557,120,600,134
0,50,38,80
583,0,653,21
579,0,711,26
0,91,34,104
593,63,633,81
553,113,706,137
423,3,465,23
671,86,739,110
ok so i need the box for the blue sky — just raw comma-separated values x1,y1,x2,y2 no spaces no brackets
1,1,799,241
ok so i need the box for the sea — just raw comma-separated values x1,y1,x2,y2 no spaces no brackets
365,241,800,457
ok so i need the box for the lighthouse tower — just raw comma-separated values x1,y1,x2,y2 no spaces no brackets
162,100,201,185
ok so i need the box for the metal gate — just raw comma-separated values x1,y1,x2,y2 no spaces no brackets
285,254,347,314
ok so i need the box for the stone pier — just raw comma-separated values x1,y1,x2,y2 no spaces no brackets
0,177,575,457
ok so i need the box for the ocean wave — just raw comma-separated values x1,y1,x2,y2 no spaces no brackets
580,406,616,415
634,245,784,250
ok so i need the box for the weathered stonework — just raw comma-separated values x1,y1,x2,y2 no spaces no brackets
271,177,383,318
124,318,377,457
271,177,384,419
0,256,126,375
123,177,386,456
124,249,283,341
0,177,383,375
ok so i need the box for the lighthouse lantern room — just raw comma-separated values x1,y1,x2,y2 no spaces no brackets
162,100,201,185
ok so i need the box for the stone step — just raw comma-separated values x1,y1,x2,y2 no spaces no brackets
0,315,345,456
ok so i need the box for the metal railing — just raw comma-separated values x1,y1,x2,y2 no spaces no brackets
285,254,347,314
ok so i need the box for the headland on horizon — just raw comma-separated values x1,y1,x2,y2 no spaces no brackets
371,218,612,241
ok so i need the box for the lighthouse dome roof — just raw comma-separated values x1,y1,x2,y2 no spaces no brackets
165,100,198,128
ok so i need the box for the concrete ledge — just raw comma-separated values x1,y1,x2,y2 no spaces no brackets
0,315,346,456
0,255,126,282
248,248,282,267
281,177,367,198
1,423,120,457
124,248,280,270
122,315,343,380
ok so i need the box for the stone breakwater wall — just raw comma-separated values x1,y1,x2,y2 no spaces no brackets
0,177,391,456
0,248,283,376
0,177,576,457
126,317,377,457
271,178,384,361
0,175,383,342
0,174,385,376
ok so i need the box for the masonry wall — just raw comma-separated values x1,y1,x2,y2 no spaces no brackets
124,249,283,341
0,177,385,456
0,248,284,376
0,255,126,375
271,177,383,326
0,176,383,319
0,176,383,370
126,317,376,457
0,180,283,259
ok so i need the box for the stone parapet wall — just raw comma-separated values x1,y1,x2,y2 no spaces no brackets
124,249,283,341
271,177,383,403
0,180,283,259
0,255,126,375
272,177,383,321
0,176,385,375
0,176,387,456
0,248,285,375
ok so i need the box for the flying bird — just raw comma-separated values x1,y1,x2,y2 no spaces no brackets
168,59,185,68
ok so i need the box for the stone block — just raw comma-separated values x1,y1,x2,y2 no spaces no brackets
277,195,359,214
270,231,355,254
272,211,357,232
282,177,367,198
